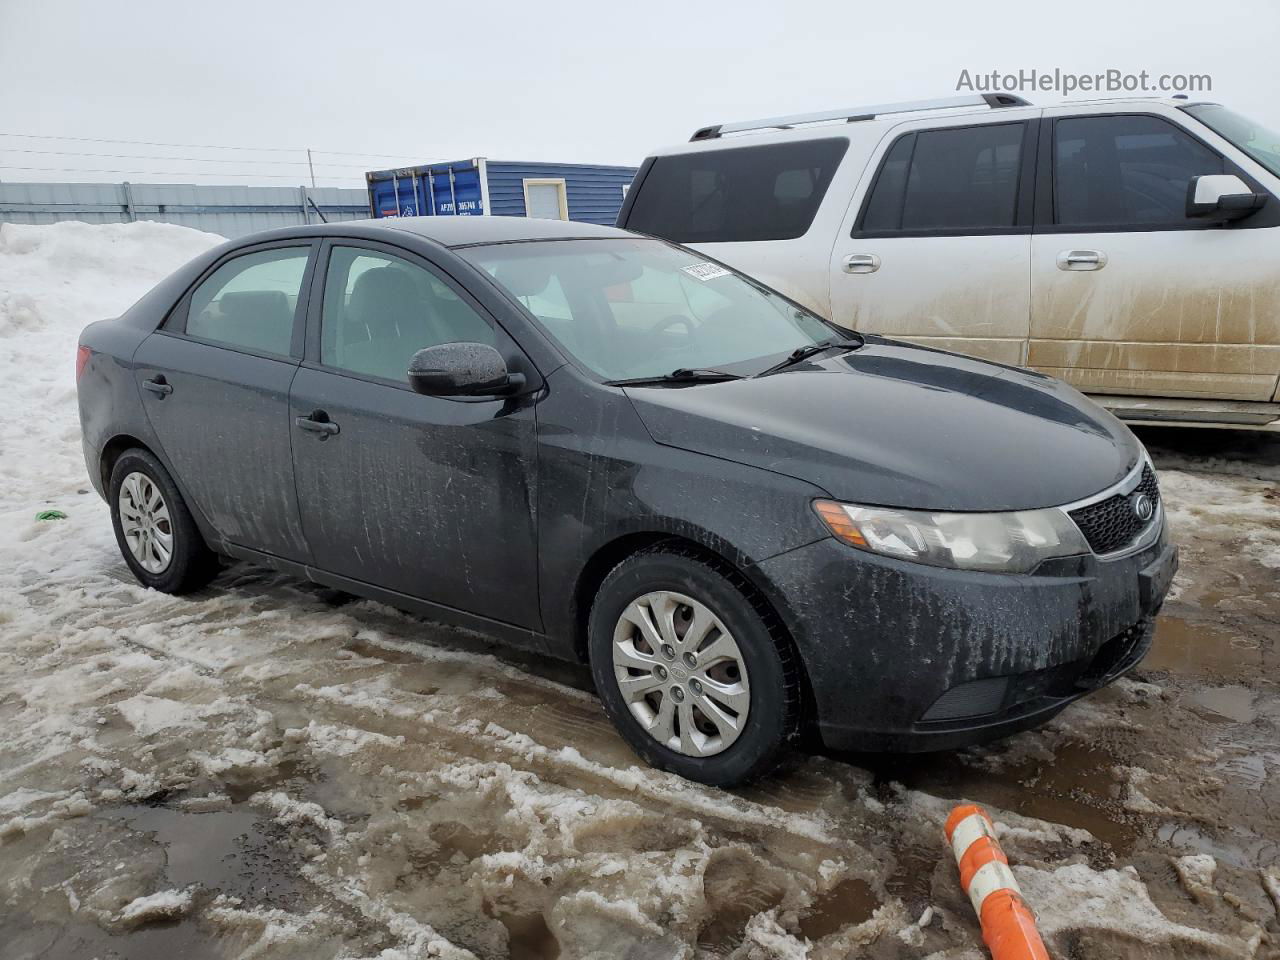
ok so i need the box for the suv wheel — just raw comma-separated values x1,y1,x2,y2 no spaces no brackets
588,545,800,786
109,448,218,594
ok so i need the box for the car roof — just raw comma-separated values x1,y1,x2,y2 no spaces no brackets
320,215,632,247
226,216,636,252
645,96,1213,157
1056,96,1215,109
645,104,1038,156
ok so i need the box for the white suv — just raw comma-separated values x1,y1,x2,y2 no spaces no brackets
619,94,1280,430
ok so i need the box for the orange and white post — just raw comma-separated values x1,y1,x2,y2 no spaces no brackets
944,804,1051,960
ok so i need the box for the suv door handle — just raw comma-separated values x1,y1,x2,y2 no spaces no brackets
295,411,340,438
842,254,881,274
1057,249,1107,271
142,376,173,397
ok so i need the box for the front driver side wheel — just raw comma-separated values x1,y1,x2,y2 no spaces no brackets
588,544,801,786
109,448,218,594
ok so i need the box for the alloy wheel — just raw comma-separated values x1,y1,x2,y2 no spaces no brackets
118,471,174,574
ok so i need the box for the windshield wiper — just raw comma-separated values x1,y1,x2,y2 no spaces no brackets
754,336,864,377
608,367,744,386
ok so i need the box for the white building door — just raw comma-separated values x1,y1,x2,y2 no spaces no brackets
524,179,568,220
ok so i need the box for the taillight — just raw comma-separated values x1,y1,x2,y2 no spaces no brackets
76,345,91,381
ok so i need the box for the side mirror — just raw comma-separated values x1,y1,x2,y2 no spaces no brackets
407,342,527,398
1186,174,1268,220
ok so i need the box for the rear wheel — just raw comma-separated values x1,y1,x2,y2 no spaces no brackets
109,448,218,594
588,545,800,786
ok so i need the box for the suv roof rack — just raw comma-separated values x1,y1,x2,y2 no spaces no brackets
689,93,1031,141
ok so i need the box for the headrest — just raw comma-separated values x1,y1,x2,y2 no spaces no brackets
349,267,419,324
219,290,288,321
494,260,553,298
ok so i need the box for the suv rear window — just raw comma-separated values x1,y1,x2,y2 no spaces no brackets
859,122,1025,235
625,138,849,243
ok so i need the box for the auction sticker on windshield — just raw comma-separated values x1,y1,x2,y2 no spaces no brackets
681,261,733,282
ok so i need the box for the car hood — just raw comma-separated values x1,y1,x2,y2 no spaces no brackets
623,339,1141,512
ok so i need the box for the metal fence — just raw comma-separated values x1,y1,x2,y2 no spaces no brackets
0,181,370,238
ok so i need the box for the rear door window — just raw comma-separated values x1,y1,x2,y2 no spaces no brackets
184,247,310,356
625,138,849,242
1052,114,1224,228
858,123,1026,235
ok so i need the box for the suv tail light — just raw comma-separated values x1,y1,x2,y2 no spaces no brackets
76,345,91,381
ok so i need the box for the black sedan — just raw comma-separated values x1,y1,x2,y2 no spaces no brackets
76,216,1177,786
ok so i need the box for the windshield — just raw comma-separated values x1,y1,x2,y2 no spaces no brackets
459,238,836,381
1184,104,1280,179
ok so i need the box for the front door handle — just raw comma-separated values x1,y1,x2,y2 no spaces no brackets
842,253,881,274
1057,249,1107,271
142,376,173,397
295,411,340,438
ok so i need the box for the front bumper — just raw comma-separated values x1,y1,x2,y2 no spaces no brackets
754,526,1177,752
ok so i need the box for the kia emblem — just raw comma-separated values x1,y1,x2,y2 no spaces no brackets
1132,493,1154,522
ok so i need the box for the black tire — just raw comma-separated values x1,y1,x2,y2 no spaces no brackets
588,543,801,787
108,448,218,594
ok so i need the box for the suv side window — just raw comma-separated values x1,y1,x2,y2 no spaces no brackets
185,247,310,356
858,123,1026,235
320,245,495,384
1053,114,1224,229
624,138,849,243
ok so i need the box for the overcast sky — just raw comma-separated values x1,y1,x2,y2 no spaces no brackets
2,0,1277,187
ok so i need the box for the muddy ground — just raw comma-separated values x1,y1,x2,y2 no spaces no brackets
0,426,1277,960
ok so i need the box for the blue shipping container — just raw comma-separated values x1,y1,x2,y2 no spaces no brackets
366,158,637,225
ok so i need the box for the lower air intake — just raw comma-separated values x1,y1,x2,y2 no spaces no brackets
920,676,1010,722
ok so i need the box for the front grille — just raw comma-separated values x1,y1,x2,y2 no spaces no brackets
1068,464,1160,555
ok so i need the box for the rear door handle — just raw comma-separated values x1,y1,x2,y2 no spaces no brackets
295,411,340,438
1057,249,1107,271
142,376,173,397
842,253,881,274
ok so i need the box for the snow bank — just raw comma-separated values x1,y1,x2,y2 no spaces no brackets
0,221,223,508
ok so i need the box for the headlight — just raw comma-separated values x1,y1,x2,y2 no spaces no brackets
813,500,1089,573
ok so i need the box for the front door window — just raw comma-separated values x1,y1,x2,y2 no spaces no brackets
1053,114,1224,229
320,246,495,383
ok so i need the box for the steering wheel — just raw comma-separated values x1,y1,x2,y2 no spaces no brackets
649,314,694,337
